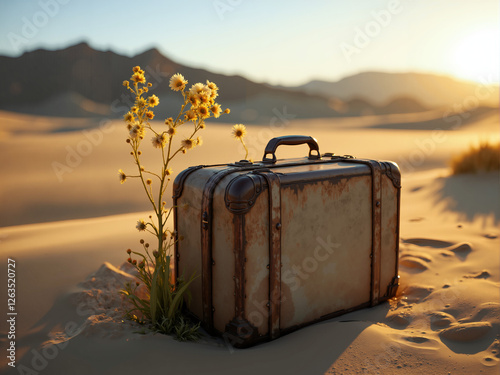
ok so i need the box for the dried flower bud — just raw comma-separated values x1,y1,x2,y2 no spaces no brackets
146,179,152,185
140,239,144,244
132,259,137,265
136,281,140,286
138,261,145,268
126,139,131,143
145,243,149,248
153,250,159,258
127,257,132,263
127,249,132,254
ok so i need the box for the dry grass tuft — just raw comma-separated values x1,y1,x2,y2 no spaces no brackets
451,141,500,175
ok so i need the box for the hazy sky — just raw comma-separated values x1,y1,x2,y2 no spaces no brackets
0,0,498,85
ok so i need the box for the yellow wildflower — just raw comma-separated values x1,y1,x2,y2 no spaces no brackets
210,104,222,118
137,97,147,108
166,126,177,136
189,83,206,96
152,133,168,148
197,105,210,119
184,109,197,121
188,93,200,108
206,80,218,92
166,168,173,176
169,73,187,91
123,80,129,87
196,136,203,146
199,94,210,105
118,169,127,184
232,124,247,140
129,124,145,139
181,138,195,150
124,112,134,123
148,95,159,107
146,111,154,120
164,117,174,127
133,66,141,73
131,72,146,84
206,81,218,99
136,219,147,231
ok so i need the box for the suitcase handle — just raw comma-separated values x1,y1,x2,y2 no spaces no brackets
262,135,320,163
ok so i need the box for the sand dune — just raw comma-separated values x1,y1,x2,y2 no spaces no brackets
0,169,498,374
0,110,499,374
1,109,498,227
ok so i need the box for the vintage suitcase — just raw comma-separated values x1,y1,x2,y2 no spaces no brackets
173,135,400,347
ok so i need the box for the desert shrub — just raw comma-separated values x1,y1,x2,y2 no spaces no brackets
451,141,500,175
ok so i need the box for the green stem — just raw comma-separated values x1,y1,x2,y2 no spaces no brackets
240,138,249,160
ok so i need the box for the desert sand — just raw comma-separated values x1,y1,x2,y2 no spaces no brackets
0,108,498,374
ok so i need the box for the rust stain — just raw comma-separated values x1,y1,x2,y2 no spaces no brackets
279,281,294,328
280,174,373,328
245,276,269,335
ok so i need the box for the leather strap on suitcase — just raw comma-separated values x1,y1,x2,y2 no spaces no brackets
341,159,383,306
254,171,282,339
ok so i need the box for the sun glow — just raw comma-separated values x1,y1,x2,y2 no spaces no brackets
451,28,499,84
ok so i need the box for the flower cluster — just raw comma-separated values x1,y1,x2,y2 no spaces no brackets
118,66,231,340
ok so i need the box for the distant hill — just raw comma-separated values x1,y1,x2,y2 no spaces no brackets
286,72,499,108
1,43,496,124
0,42,344,123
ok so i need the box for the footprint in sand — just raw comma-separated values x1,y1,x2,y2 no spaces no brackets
402,238,453,248
481,356,499,367
446,242,472,259
463,270,491,279
409,217,424,222
439,322,492,342
429,311,456,330
400,284,434,303
400,253,432,270
401,239,473,262
404,335,429,344
386,310,412,328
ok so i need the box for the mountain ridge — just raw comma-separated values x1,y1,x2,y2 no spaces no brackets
1,42,496,122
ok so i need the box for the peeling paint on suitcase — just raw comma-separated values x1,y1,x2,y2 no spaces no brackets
173,135,400,347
